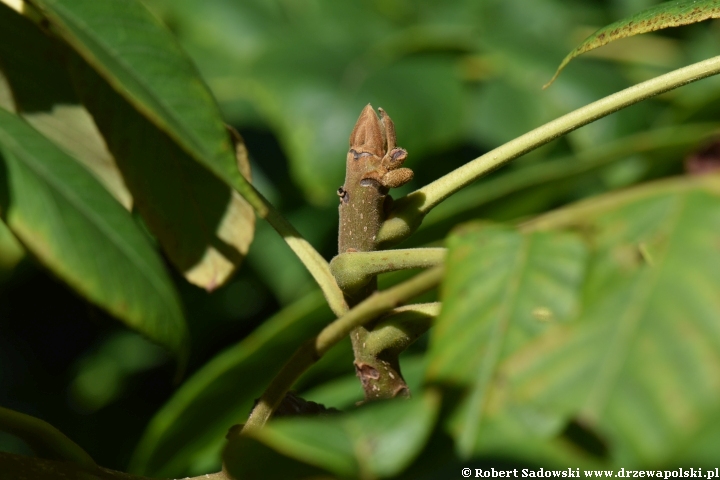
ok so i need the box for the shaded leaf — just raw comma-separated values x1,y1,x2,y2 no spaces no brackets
0,65,13,111
69,55,254,290
0,406,95,468
69,331,167,414
223,435,327,480
0,3,131,207
224,390,440,479
427,223,588,457
146,1,469,204
129,291,334,478
264,57,465,205
247,206,337,305
0,107,188,357
30,0,252,198
0,219,22,277
546,0,720,86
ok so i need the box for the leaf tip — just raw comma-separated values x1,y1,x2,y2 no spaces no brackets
543,56,572,89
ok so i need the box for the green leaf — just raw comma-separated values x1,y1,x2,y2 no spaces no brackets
69,331,167,414
222,435,328,480
0,3,131,208
0,406,95,468
129,291,335,478
426,177,720,466
30,0,252,197
0,219,23,278
150,0,468,205
224,390,440,479
68,55,255,290
261,57,465,205
546,0,720,87
498,177,720,466
0,107,187,358
0,3,255,290
0,62,13,111
426,223,588,458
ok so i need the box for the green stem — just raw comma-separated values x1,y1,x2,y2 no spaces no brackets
364,302,440,356
377,55,720,247
338,105,416,400
420,122,720,233
0,406,96,470
330,248,446,292
241,265,445,433
241,182,347,317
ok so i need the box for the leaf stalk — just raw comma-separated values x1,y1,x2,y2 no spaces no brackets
378,55,720,247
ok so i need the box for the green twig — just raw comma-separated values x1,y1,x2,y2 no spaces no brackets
377,55,720,247
240,265,445,433
364,302,440,356
419,122,720,232
338,105,417,400
0,406,96,470
330,248,446,292
242,185,347,317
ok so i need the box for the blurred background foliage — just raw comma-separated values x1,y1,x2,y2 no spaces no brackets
3,0,720,476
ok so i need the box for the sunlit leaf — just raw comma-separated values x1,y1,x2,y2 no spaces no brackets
546,0,720,86
0,107,188,357
497,177,720,466
432,177,720,466
30,0,254,200
69,57,255,290
427,223,588,458
0,3,255,289
0,3,131,207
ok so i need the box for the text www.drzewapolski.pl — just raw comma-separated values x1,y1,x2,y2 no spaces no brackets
461,468,720,479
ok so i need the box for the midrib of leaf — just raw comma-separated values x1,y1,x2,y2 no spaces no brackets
580,195,687,423
4,132,178,310
458,234,531,457
44,0,222,170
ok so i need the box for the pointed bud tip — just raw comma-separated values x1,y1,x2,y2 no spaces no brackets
350,104,384,155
